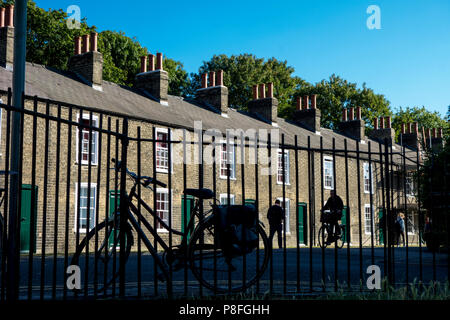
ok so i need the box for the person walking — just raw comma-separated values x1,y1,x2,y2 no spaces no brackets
267,199,284,249
397,213,406,246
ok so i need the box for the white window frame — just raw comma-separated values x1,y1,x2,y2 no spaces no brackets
363,162,374,194
219,140,236,180
74,183,97,233
323,157,334,190
364,204,375,235
405,175,415,198
219,193,235,205
76,113,99,165
156,188,172,233
155,127,173,174
277,149,290,185
277,197,290,234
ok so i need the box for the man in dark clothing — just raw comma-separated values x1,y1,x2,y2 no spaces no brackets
267,199,284,249
322,190,344,245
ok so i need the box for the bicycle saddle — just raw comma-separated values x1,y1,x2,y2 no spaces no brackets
184,188,214,199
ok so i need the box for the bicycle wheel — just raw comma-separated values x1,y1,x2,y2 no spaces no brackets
318,225,328,249
188,218,270,293
70,219,133,295
336,226,345,249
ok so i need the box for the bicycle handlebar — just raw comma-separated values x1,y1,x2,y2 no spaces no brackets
111,158,167,188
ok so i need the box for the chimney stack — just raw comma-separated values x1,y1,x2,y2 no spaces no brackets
135,52,169,105
195,70,229,115
369,116,395,144
68,32,103,90
0,5,15,69
292,94,321,132
338,107,366,141
248,83,279,124
399,121,420,150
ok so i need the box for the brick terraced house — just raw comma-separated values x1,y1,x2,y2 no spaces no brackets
0,8,443,254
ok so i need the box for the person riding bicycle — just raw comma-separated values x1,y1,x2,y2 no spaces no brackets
322,190,344,245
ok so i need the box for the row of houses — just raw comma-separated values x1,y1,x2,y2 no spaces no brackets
0,11,445,253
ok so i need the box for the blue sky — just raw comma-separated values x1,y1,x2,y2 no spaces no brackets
38,0,450,117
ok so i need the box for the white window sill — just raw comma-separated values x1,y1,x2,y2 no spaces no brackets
219,176,236,180
276,181,291,186
157,229,169,233
72,229,88,234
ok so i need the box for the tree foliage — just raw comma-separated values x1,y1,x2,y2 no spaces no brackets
289,74,392,131
189,54,302,112
392,106,449,139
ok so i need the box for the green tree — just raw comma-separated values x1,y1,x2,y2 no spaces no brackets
189,54,302,112
288,74,392,131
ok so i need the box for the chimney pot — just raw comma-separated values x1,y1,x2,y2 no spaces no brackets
156,52,163,70
217,70,224,86
349,108,354,121
90,32,98,52
356,106,361,120
296,97,302,111
209,71,216,87
374,117,378,130
201,73,208,89
82,34,90,53
310,94,317,109
259,84,266,99
267,83,274,98
379,116,384,129
302,95,309,110
413,122,418,134
343,109,348,122
74,36,81,55
0,8,5,28
386,116,391,129
5,5,13,27
401,123,405,134
252,85,259,100
148,54,155,71
438,128,443,138
140,56,148,73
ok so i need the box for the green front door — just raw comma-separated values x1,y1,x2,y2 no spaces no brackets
378,208,385,245
341,206,349,243
181,195,194,241
298,202,307,245
109,190,120,247
20,184,38,253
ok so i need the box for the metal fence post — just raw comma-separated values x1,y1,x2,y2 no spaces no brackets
119,118,129,297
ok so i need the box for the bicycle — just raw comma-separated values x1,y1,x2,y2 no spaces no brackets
318,210,346,249
71,159,270,294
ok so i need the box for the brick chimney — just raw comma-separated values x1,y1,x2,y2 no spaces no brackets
399,122,420,150
430,127,444,152
369,116,395,144
0,5,14,70
135,52,169,105
338,107,366,141
195,70,229,115
247,83,278,124
68,32,103,91
292,94,321,132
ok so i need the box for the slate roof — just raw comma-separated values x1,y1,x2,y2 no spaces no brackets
0,62,418,165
